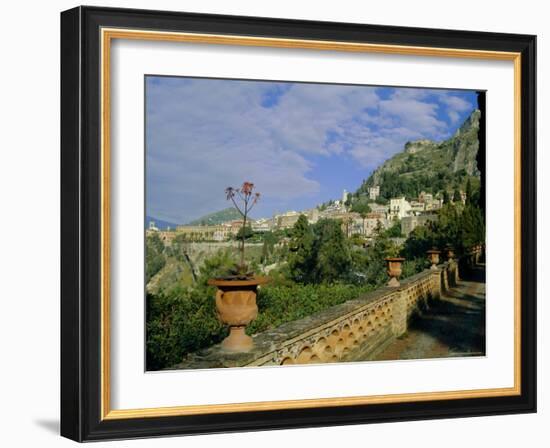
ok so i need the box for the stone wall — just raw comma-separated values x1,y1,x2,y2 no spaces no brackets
174,261,460,370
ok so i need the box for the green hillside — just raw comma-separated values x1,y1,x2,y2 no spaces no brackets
186,207,242,226
357,109,481,201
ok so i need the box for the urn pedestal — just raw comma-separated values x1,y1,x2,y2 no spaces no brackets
385,257,405,287
207,277,269,352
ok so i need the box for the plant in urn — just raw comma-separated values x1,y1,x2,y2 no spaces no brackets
207,182,269,352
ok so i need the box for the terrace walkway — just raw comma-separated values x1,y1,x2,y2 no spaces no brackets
374,263,486,361
175,256,486,370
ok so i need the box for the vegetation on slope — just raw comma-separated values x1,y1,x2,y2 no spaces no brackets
356,109,481,201
186,207,242,226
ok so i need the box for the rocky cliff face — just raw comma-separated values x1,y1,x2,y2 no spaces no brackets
451,109,481,177
360,109,481,197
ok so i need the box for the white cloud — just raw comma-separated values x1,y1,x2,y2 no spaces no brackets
438,93,473,112
448,110,460,124
146,79,475,223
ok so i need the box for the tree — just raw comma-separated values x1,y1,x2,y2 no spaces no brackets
343,216,354,237
453,188,462,203
401,225,436,261
312,219,351,283
465,178,473,205
372,220,384,237
236,225,254,240
400,201,484,261
352,226,400,287
460,203,485,249
145,233,166,283
260,231,277,265
351,200,371,235
442,190,450,204
287,215,315,283
383,218,403,238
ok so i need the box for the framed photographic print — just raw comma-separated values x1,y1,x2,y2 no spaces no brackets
60,6,536,442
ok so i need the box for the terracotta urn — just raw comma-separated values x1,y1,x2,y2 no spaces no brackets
385,257,405,287
207,276,269,352
427,249,441,269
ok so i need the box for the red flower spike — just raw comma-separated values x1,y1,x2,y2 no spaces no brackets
241,182,254,196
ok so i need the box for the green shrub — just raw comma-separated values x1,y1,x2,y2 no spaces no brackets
146,286,227,370
248,283,373,334
146,281,374,370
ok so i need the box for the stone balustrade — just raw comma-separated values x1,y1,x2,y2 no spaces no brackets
174,261,460,370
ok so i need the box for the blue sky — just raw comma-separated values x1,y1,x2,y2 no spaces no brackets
145,76,478,224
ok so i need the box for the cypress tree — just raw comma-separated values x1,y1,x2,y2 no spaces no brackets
288,214,315,283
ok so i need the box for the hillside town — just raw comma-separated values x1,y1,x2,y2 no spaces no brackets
146,185,468,245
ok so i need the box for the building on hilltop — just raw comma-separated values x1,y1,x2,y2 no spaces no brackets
418,191,432,203
320,200,347,217
146,228,177,244
274,211,301,230
369,203,389,217
368,185,380,201
342,189,349,204
272,208,320,230
419,191,443,211
410,200,425,214
363,216,391,237
251,218,272,233
389,197,412,220
175,221,240,241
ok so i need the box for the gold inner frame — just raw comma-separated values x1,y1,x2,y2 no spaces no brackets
100,27,522,420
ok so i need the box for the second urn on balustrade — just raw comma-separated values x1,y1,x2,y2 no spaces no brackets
426,249,441,269
385,257,405,287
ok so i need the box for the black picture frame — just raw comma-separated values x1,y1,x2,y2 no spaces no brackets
61,5,536,442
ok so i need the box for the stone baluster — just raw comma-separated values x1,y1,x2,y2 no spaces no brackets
391,290,407,338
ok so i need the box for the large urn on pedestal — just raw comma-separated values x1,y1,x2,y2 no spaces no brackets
208,276,269,352
385,257,405,287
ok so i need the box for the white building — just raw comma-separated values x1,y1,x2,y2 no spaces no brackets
368,186,380,201
251,218,272,233
342,189,349,204
389,197,412,220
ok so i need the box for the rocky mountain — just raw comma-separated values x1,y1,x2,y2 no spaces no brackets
186,207,242,226
358,109,481,200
